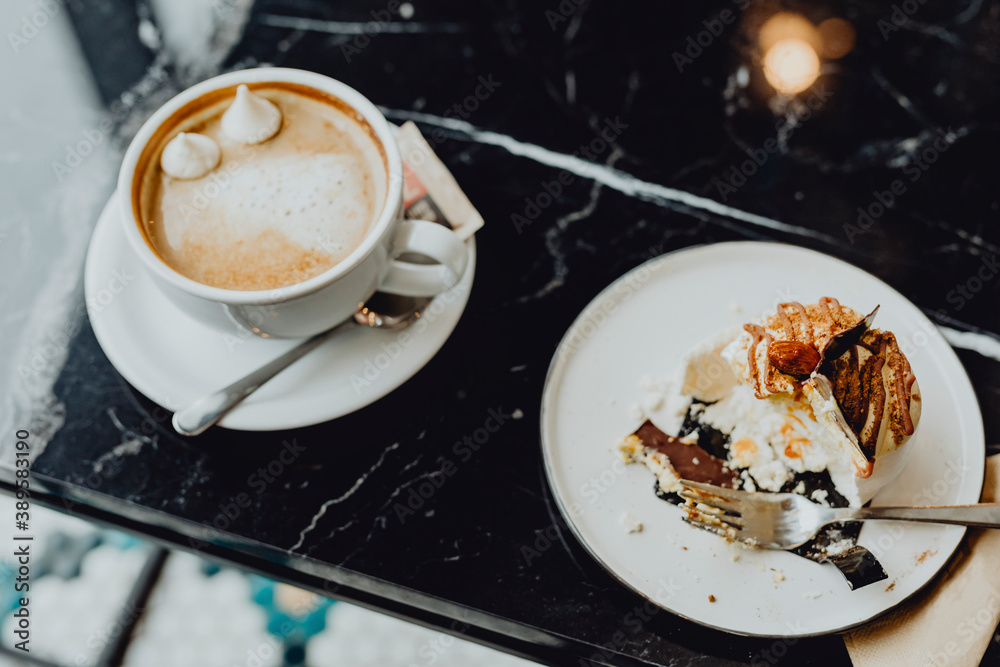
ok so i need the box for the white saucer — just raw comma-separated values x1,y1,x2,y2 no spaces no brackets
541,241,984,637
84,194,476,431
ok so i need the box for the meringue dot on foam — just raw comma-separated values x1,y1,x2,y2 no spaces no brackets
221,84,283,144
159,132,221,180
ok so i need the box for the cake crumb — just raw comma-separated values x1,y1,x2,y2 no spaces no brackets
810,489,830,506
916,549,937,564
885,582,896,592
824,538,854,557
771,568,785,583
618,512,643,534
708,595,717,602
512,409,524,420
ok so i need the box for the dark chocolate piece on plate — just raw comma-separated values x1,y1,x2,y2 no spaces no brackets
634,420,738,488
793,520,888,590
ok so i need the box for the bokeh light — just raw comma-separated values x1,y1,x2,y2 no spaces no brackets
818,17,856,59
763,38,821,95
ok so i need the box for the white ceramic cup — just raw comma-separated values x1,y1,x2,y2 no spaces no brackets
118,68,469,338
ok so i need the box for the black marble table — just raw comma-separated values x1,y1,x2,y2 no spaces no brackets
6,0,1000,665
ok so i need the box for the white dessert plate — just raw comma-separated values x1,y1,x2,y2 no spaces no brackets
84,193,475,431
540,241,984,637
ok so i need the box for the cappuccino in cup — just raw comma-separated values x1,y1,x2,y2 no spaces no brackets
120,68,468,338
134,83,387,291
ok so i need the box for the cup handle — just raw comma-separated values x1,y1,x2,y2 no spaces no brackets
378,220,469,296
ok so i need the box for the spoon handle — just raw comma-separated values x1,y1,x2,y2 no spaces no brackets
172,318,360,436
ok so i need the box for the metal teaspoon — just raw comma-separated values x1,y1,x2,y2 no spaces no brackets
171,293,430,436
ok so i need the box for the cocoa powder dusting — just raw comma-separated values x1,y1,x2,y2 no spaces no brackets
176,228,334,291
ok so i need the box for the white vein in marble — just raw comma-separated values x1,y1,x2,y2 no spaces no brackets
290,442,402,552
258,14,466,34
380,109,840,245
940,326,1000,364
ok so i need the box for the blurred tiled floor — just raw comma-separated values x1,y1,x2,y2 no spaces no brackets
0,495,538,667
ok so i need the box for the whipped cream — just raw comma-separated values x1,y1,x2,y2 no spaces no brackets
221,84,282,144
159,132,221,180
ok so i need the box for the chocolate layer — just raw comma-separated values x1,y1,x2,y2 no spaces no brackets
634,421,738,488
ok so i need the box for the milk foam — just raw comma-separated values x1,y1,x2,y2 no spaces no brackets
142,86,386,291
159,152,372,260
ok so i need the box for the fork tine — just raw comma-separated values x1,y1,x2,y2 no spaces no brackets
682,512,743,538
682,502,744,528
678,489,743,515
682,515,730,539
678,479,746,501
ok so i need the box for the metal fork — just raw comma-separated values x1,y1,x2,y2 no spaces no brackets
678,479,1000,550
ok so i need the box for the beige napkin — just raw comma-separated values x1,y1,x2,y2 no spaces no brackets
844,454,1000,667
